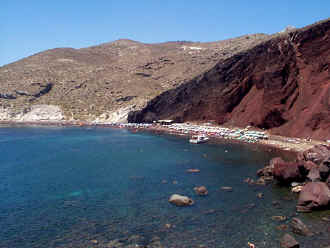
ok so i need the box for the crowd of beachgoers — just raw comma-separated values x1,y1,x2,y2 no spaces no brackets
2,119,327,152
117,122,268,143
113,122,329,153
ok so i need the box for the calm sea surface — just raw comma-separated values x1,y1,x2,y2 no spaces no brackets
0,126,329,248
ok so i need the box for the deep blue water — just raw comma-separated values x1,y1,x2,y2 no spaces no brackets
0,126,329,248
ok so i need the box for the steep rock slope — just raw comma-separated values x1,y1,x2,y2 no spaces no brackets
0,35,268,121
128,19,330,140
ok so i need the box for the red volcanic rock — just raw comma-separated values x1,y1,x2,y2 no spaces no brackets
319,163,330,181
303,161,318,171
306,166,321,182
298,161,318,178
290,217,313,236
326,175,330,188
301,145,330,165
270,157,285,167
297,182,330,212
257,157,283,177
128,19,330,140
273,161,303,184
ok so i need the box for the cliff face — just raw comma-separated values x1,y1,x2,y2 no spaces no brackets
128,19,330,140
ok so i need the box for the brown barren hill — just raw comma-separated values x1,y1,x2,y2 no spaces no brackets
0,35,268,122
128,19,330,140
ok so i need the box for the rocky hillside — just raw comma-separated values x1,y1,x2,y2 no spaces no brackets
0,34,268,122
128,19,330,140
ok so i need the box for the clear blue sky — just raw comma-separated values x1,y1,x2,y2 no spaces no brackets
1,0,329,66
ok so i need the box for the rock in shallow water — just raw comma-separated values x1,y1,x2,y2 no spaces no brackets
280,234,299,248
272,215,287,221
186,168,200,173
273,161,303,184
290,217,313,236
296,182,330,212
194,186,208,196
169,194,194,206
220,186,233,191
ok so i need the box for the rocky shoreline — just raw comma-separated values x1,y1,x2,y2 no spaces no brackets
257,144,330,212
255,145,330,248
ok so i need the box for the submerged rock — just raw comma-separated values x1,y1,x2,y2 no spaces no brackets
107,239,124,248
186,168,200,173
194,186,208,196
147,236,163,248
297,182,330,212
277,224,289,231
256,192,264,198
272,215,287,221
280,234,299,248
290,217,313,236
244,178,255,185
169,194,194,206
220,186,233,191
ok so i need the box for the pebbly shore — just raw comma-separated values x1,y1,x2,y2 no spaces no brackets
1,120,328,153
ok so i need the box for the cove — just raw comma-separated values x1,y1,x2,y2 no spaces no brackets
0,126,328,248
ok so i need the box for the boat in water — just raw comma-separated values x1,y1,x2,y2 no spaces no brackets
189,135,209,144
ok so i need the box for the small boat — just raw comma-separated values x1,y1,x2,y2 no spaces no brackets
189,135,209,144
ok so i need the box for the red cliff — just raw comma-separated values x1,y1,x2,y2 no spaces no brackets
128,19,330,140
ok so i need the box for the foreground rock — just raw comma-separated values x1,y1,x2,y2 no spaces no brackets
169,194,194,206
290,218,312,236
280,234,299,248
255,144,330,216
297,182,330,212
273,161,303,184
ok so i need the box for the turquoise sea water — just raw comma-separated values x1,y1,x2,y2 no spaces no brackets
0,126,329,248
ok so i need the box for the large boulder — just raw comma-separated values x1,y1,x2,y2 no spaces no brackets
169,194,194,206
280,234,299,248
296,182,330,212
273,161,303,184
